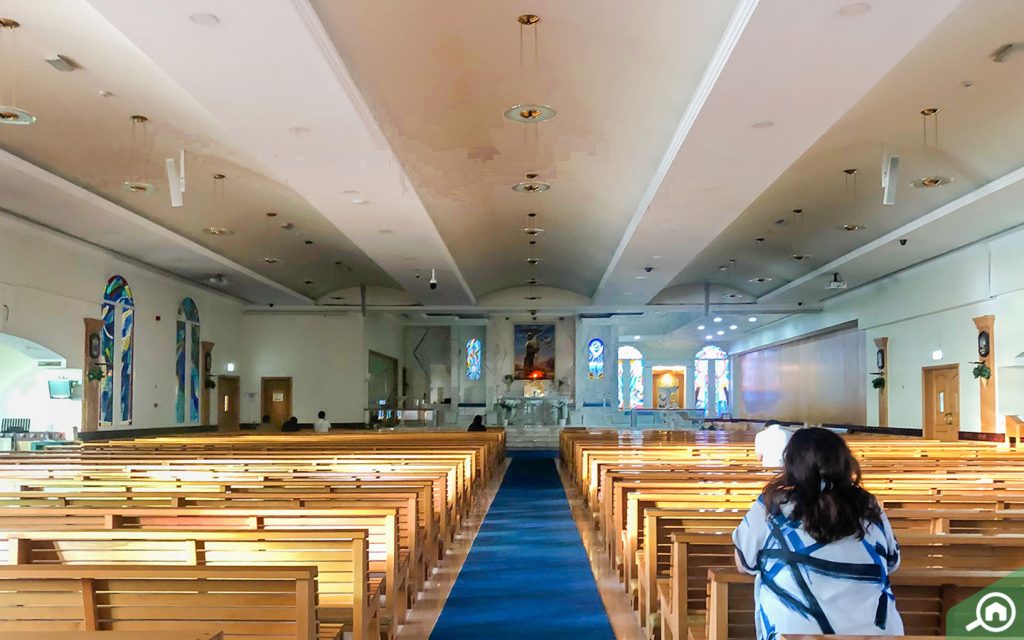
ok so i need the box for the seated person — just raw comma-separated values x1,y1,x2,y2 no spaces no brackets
754,421,791,468
467,415,486,432
281,416,300,432
313,410,331,433
733,428,902,640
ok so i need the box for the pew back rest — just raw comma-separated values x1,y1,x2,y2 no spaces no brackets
0,564,318,640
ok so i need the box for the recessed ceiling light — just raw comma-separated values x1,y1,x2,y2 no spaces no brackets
98,90,115,98
838,3,870,16
525,258,542,265
729,325,738,330
207,274,227,286
503,104,556,124
751,120,774,129
633,335,641,341
748,316,758,322
791,254,811,261
717,330,725,336
911,176,952,188
713,317,722,323
839,224,866,231
351,198,368,204
263,257,279,264
122,181,153,194
512,181,551,193
723,293,743,299
697,325,705,331
279,222,294,230
189,12,220,25
203,227,233,236
749,277,773,284
524,227,544,235
705,335,714,341
635,275,646,280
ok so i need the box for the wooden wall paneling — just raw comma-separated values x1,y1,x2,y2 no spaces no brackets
81,317,102,433
874,337,889,428
200,341,214,426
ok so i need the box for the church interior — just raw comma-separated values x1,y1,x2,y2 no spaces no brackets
2,1,1024,639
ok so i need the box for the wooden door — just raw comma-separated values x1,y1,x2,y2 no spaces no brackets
261,377,293,429
923,365,960,441
216,376,240,432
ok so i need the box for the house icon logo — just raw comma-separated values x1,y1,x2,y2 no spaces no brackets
966,593,1017,634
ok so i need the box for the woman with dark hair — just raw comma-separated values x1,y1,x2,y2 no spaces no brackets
733,428,902,640
467,415,486,432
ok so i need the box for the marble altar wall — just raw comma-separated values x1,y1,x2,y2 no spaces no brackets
577,321,618,412
404,326,451,407
486,316,575,408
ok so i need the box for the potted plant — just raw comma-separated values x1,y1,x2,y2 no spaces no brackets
86,366,105,382
498,399,515,426
869,372,885,390
971,361,992,381
556,399,568,426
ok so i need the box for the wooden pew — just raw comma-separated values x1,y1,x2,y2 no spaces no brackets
704,568,1018,640
0,564,323,640
2,529,376,640
5,633,223,640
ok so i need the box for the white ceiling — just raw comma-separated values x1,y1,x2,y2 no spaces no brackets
3,0,1024,340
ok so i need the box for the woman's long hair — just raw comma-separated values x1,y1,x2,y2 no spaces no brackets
762,427,882,543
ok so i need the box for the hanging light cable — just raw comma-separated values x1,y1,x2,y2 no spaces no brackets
913,108,951,188
123,115,153,194
0,18,35,126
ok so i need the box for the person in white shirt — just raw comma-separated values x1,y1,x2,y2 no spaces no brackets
313,410,331,433
754,422,791,468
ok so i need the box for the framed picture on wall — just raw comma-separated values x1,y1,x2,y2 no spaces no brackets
513,324,555,380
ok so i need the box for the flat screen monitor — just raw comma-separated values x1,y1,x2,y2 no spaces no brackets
47,380,74,400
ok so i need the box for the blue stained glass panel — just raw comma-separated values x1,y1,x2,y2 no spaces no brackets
587,338,605,380
101,276,134,426
466,338,482,381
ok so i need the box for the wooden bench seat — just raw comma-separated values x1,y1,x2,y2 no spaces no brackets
3,632,223,640
0,564,324,640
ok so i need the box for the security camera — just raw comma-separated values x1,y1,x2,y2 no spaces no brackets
268,303,275,308
797,301,804,307
429,269,438,290
899,238,908,246
643,266,654,273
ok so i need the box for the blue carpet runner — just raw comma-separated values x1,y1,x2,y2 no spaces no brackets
430,450,615,639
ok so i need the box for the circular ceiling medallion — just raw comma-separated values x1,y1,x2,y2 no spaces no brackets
912,176,952,188
504,104,556,124
203,227,233,236
123,181,154,194
0,107,36,126
512,181,551,194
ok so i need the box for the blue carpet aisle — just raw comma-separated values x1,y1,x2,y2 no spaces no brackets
430,450,615,639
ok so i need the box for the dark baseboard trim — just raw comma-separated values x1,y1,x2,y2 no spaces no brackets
79,424,219,442
959,431,1006,443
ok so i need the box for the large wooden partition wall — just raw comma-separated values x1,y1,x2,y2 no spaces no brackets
735,324,866,424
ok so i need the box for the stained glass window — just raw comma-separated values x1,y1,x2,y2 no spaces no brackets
694,345,729,416
587,338,605,380
100,276,135,426
176,298,201,424
466,338,482,381
617,345,644,410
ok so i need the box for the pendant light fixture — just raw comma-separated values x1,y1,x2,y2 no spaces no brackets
123,115,154,194
912,108,952,188
0,18,35,125
203,173,232,236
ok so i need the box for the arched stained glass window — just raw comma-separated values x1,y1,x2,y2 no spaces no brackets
100,276,135,426
617,345,644,410
587,338,605,380
694,345,730,417
176,298,201,424
466,338,482,381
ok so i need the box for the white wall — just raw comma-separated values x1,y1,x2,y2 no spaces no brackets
0,342,81,436
0,215,244,430
241,313,367,424
731,226,1024,431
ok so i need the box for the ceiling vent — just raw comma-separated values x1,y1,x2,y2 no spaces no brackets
36,359,64,368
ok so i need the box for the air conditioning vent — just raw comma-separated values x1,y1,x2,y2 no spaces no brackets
36,360,64,368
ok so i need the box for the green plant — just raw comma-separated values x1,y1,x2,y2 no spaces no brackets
871,376,885,390
86,367,105,382
971,361,992,380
